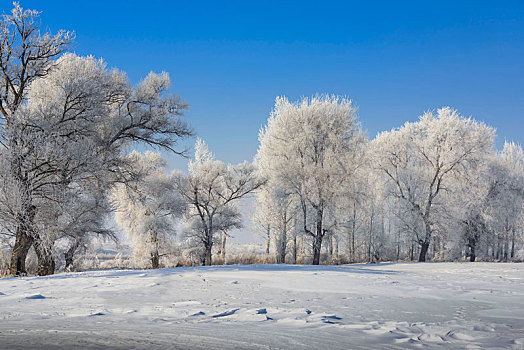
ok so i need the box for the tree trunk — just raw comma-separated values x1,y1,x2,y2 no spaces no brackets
511,228,515,259
265,224,270,255
418,217,432,262
151,250,160,269
312,233,323,265
147,230,160,268
64,238,81,271
201,218,214,266
9,229,34,276
418,241,429,262
469,238,476,262
203,243,212,266
277,214,287,264
221,232,226,262
311,208,324,265
351,207,356,262
33,240,55,276
9,203,37,276
327,234,333,257
216,232,222,256
332,236,339,264
292,234,297,264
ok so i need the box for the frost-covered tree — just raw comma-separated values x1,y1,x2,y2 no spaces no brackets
251,187,274,257
483,142,524,260
371,108,495,262
174,139,264,265
257,95,365,265
0,49,191,275
112,152,185,268
0,3,73,275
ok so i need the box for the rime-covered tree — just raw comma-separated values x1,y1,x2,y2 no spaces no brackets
0,3,73,275
371,108,495,262
112,152,185,268
174,139,264,265
0,49,191,275
484,142,524,260
253,185,296,263
256,95,365,265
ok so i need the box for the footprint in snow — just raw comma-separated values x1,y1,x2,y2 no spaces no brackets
0,291,4,296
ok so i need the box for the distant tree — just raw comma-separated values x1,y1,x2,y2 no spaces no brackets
112,152,185,268
484,142,524,260
251,187,274,257
174,139,264,265
253,184,297,263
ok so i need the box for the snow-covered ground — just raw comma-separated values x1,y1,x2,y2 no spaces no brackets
1,263,523,349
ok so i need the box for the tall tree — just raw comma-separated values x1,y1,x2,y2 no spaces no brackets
0,3,73,275
257,95,365,265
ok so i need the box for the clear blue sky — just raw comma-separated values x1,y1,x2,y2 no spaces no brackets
19,0,524,170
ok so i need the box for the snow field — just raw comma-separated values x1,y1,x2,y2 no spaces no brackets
0,262,523,349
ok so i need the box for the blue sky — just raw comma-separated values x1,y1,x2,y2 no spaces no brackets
20,0,524,170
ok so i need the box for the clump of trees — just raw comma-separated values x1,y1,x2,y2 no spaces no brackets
0,4,192,276
254,102,523,264
173,139,264,265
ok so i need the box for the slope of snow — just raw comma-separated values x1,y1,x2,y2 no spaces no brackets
1,262,523,349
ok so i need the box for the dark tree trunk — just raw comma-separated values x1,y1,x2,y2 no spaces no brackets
9,203,37,276
151,250,160,269
64,239,81,271
292,234,297,264
503,234,509,262
9,229,33,276
266,224,270,255
276,214,287,264
311,207,325,265
203,226,213,266
204,243,212,266
64,251,74,271
221,232,226,262
511,228,515,259
418,241,429,262
33,240,55,276
469,240,476,262
312,233,323,265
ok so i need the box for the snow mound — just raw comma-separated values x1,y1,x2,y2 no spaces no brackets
24,294,46,300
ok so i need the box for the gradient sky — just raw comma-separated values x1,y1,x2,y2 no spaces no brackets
18,0,524,171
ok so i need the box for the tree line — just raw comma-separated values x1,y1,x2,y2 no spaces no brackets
0,4,522,276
